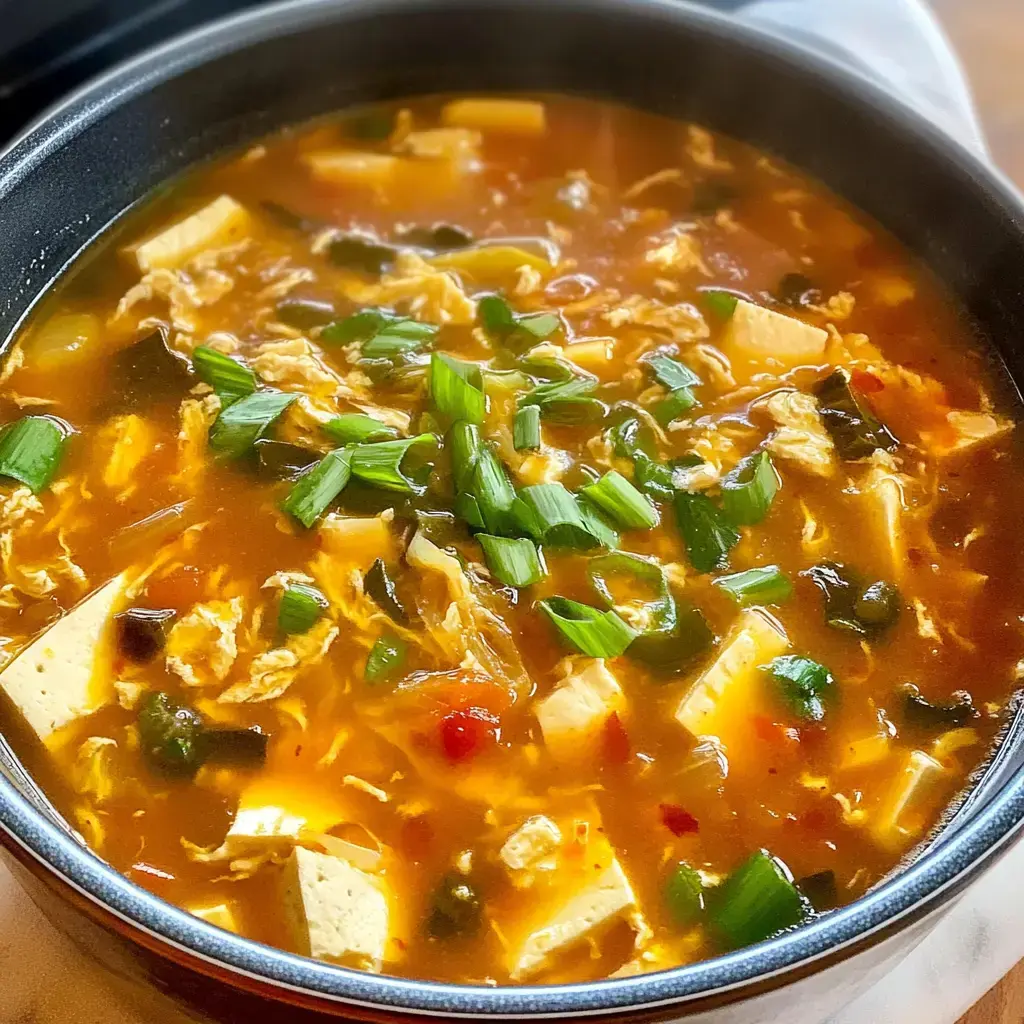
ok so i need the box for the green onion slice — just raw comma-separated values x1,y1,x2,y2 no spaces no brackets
322,413,399,445
478,293,560,354
448,421,482,493
762,654,835,722
454,491,486,531
814,367,899,460
513,404,541,451
350,433,439,494
278,583,328,635
430,353,486,425
520,375,604,425
470,445,517,535
665,862,706,928
653,387,699,426
581,470,659,530
700,288,741,319
515,483,618,550
714,566,793,606
364,558,408,622
539,597,637,658
721,451,779,526
675,492,741,573
643,353,701,392
320,308,438,356
365,632,407,683
709,850,808,950
208,390,297,459
281,447,354,528
478,535,546,587
0,415,70,493
192,345,258,406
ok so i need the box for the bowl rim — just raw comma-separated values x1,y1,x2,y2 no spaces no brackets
3,0,1024,1016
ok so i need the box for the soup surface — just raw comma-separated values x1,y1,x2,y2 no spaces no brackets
0,95,1021,985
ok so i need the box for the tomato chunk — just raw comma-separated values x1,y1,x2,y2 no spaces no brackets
660,802,699,836
439,706,499,763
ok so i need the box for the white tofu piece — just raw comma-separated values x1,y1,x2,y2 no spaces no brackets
187,900,240,933
130,195,251,271
500,815,562,872
722,299,827,383
676,609,789,749
871,749,944,850
510,859,639,979
441,98,547,135
860,450,907,581
303,151,401,188
535,660,625,763
0,574,125,746
281,846,389,970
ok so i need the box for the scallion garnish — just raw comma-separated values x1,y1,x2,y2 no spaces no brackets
322,413,399,445
539,597,637,657
713,566,793,606
470,445,517,535
350,433,439,494
478,535,546,587
515,483,618,550
665,862,706,927
326,235,399,276
675,492,740,573
721,451,779,525
762,654,835,722
709,850,808,950
365,632,407,683
191,345,258,406
520,375,605,425
448,421,482,492
653,386,698,425
320,308,438,357
581,470,659,530
430,353,485,425
0,415,70,493
513,404,541,451
701,288,740,319
281,447,354,528
814,367,899,460
478,293,560,354
278,583,328,635
208,389,297,459
643,353,701,393
454,491,486,530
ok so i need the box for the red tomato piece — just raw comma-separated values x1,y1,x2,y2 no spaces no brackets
439,706,499,763
851,368,885,394
602,712,631,765
659,802,699,836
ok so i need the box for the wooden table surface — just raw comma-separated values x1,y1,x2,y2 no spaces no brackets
931,3,1024,1021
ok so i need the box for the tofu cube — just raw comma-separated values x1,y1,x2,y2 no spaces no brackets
871,749,945,850
676,610,789,750
130,195,251,272
0,574,125,746
441,99,547,135
303,151,401,188
722,299,827,383
281,846,390,970
500,815,562,873
187,900,240,933
535,660,625,763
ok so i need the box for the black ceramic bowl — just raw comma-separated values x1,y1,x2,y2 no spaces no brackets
2,1,1024,1020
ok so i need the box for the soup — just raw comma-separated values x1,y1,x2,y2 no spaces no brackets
0,94,1020,985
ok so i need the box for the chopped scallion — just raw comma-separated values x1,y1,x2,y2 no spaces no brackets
278,583,328,635
478,293,560,354
0,415,69,493
281,447,354,528
430,353,485,425
207,390,297,459
653,386,698,425
701,288,740,319
320,308,438,356
448,421,482,492
539,597,637,658
516,483,617,550
721,451,779,525
643,353,701,392
513,404,541,451
365,633,407,683
470,445,516,535
762,654,835,722
322,413,399,445
581,470,659,530
664,862,706,927
454,491,486,530
350,433,439,494
192,345,258,406
478,535,546,587
713,566,793,606
520,375,604,425
675,492,740,573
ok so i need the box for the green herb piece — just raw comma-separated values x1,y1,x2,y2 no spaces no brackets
327,235,399,275
281,447,354,528
675,492,741,573
396,222,474,251
191,345,258,406
776,272,820,307
802,561,901,636
425,873,482,938
900,682,976,730
665,862,706,928
278,583,328,635
713,566,793,606
478,535,546,587
478,293,560,354
0,415,69,493
430,353,486,425
364,558,408,623
609,414,657,462
350,433,438,494
701,288,740,318
762,654,835,722
365,633,407,683
513,404,542,451
721,451,779,526
581,470,659,530
274,298,336,329
322,414,399,445
798,870,839,912
208,390,297,459
539,597,637,657
814,367,899,460
710,850,808,950
254,439,320,480
138,691,205,778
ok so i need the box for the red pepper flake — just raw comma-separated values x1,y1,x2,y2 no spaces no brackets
439,706,499,763
602,712,631,764
659,803,699,836
851,369,885,394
